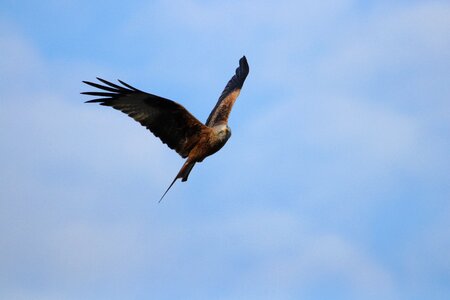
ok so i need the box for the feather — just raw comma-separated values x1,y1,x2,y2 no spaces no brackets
82,78,208,158
206,56,249,126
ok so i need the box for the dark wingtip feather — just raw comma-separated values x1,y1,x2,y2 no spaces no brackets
239,56,249,75
118,79,141,92
82,80,98,89
84,81,118,92
82,91,117,97
96,77,127,90
81,78,140,104
84,99,103,103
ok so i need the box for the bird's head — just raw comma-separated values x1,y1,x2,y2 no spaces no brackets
214,124,232,141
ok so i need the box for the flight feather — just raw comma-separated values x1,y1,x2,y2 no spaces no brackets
82,78,208,158
206,56,249,126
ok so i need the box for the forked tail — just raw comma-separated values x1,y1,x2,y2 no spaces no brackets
159,160,196,202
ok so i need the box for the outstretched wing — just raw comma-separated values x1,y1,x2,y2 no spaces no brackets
206,56,249,127
82,78,207,158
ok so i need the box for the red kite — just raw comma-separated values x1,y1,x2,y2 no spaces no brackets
82,56,249,201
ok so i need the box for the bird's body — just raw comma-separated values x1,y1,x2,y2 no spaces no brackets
82,56,249,201
188,124,231,163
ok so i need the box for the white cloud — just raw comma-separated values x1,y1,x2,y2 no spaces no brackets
227,0,449,179
228,92,425,196
125,0,354,34
315,1,450,88
197,210,396,300
0,21,180,297
48,221,148,282
0,20,44,83
0,20,178,191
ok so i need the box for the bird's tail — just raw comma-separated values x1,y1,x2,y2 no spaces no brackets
159,160,196,202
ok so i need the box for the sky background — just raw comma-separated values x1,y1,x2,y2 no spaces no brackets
1,0,449,299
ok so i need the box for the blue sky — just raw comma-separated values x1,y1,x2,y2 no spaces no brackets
1,0,449,299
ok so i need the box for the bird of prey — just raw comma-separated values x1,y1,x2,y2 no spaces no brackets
82,56,249,201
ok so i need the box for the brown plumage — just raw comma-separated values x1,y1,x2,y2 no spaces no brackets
82,56,249,201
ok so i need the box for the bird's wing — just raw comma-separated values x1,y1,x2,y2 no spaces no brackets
206,56,249,127
82,78,208,158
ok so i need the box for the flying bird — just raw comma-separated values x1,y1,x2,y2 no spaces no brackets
82,56,249,201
